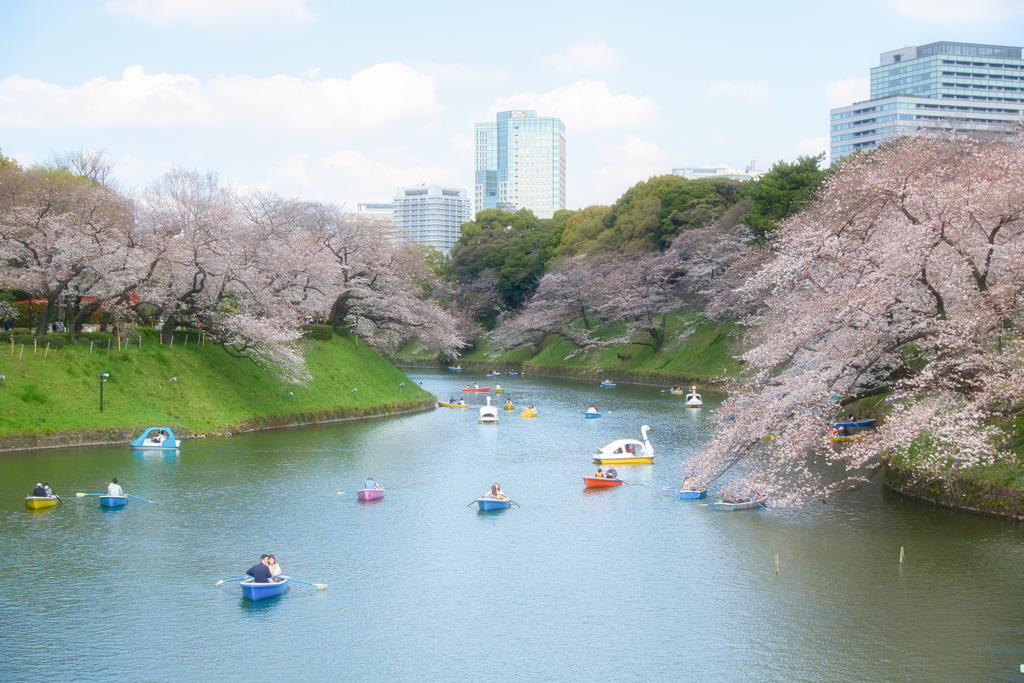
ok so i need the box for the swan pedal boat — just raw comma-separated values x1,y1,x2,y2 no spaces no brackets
708,496,767,511
594,425,654,465
438,401,470,408
357,489,385,501
240,578,289,601
479,396,499,424
477,497,511,511
130,427,179,449
679,487,707,500
685,386,702,408
583,476,623,488
100,495,127,507
25,496,59,509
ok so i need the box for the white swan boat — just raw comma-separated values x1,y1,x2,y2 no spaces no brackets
479,396,499,424
594,425,654,464
685,386,702,408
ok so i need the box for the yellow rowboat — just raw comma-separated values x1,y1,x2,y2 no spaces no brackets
494,389,504,394
520,410,537,418
503,405,515,411
438,402,470,408
25,496,59,509
762,433,781,440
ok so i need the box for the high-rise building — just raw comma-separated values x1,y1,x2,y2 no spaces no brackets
392,185,472,253
830,41,1023,163
351,202,398,242
475,110,566,219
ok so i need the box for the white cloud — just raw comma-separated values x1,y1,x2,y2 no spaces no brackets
777,137,827,164
409,61,505,85
826,77,870,107
0,63,441,136
273,149,460,203
487,79,659,134
706,79,774,107
601,134,667,164
104,0,316,31
541,40,622,74
881,0,1024,20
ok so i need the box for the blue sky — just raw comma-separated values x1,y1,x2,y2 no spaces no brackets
3,0,1024,209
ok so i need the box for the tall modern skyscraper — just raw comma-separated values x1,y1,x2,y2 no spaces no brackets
392,185,472,253
475,110,566,219
830,41,1024,163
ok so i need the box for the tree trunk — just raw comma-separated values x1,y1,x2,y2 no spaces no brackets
162,315,179,344
34,297,57,337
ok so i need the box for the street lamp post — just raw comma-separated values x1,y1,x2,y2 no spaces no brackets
99,372,109,412
399,382,404,394
170,377,177,393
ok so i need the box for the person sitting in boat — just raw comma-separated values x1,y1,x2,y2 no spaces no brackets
473,383,479,389
586,405,598,414
107,478,123,497
32,482,46,497
839,425,852,437
153,431,165,444
246,554,281,584
268,555,283,578
365,477,383,490
673,384,681,392
595,468,603,477
43,482,54,497
605,466,618,479
625,443,636,454
449,396,456,404
506,399,514,406
457,399,467,406
464,385,471,391
486,483,506,500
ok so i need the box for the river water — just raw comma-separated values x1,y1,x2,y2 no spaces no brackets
1,369,1023,682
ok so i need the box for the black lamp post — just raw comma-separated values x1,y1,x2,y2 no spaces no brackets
170,377,177,393
99,372,109,412
399,382,405,394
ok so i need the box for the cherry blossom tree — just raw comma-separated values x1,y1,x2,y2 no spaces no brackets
0,164,135,336
690,133,1024,504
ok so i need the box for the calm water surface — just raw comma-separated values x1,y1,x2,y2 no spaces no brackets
2,369,1023,682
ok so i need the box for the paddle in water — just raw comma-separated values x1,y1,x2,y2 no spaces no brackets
283,577,328,590
215,577,248,587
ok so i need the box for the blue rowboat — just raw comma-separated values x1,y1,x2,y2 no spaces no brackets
600,381,616,388
240,578,289,601
100,495,127,507
679,487,707,500
830,419,876,429
507,371,518,376
477,498,511,511
448,367,463,371
585,412,602,419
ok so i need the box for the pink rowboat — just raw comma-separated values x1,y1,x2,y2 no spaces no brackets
357,489,385,501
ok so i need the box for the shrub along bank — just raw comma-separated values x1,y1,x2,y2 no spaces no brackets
394,315,743,387
0,332,434,451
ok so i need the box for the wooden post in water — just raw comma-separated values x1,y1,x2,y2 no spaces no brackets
899,546,905,564
775,553,779,575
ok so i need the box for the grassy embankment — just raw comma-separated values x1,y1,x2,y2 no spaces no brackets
395,314,744,387
0,331,434,445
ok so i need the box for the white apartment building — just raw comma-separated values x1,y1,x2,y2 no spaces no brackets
392,186,472,253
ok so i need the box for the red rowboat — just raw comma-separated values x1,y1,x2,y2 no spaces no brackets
461,387,491,392
583,477,623,488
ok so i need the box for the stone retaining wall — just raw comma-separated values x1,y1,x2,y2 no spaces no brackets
0,400,435,454
882,463,1024,522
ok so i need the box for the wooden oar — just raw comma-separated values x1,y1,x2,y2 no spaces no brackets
215,577,247,587
125,494,151,503
336,489,360,495
506,499,522,508
76,492,103,497
466,500,479,507
283,577,328,590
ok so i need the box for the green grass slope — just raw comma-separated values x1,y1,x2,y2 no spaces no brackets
0,333,433,440
395,314,743,386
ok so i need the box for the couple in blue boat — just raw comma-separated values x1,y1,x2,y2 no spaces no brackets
246,554,284,583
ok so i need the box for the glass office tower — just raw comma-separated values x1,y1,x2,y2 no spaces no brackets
474,110,566,219
830,41,1023,163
